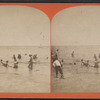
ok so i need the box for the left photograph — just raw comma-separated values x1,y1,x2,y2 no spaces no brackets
0,5,50,93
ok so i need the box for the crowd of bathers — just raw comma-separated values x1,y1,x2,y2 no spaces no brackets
0,54,38,70
52,49,100,78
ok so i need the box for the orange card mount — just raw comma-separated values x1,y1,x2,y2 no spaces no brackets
0,3,100,99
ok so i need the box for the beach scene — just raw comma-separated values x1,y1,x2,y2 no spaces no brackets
52,46,100,92
0,46,50,92
51,6,100,93
0,5,50,92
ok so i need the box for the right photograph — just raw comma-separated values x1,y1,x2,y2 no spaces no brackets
51,6,100,93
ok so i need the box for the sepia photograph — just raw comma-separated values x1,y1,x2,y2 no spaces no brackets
0,5,50,93
51,6,100,93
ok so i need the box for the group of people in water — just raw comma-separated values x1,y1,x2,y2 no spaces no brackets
80,53,100,74
0,53,38,70
52,49,100,78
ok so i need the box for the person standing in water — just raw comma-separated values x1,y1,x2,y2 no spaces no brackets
51,49,59,63
13,60,18,69
53,58,64,78
71,51,76,65
33,54,37,60
71,51,74,58
94,59,99,74
28,55,33,70
51,50,55,63
13,54,17,61
86,60,90,72
55,49,59,60
17,54,21,59
94,54,97,61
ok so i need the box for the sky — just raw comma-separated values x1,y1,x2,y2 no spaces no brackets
51,6,100,46
0,5,50,46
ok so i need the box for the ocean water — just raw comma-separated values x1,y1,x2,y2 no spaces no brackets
0,46,50,62
0,46,50,93
52,46,100,93
52,45,100,63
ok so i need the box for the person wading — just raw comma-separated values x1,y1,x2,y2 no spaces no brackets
28,55,33,70
94,60,99,74
13,60,18,69
53,58,64,78
13,54,17,61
